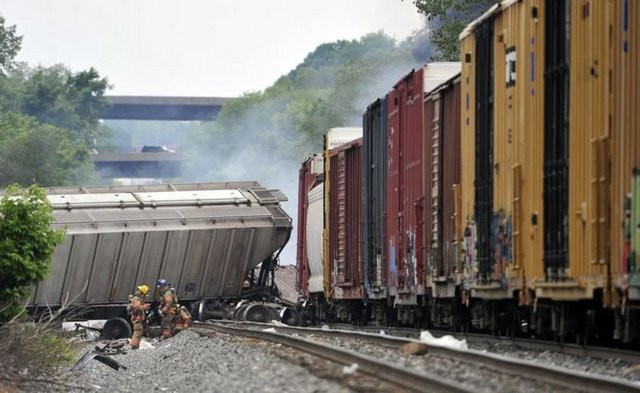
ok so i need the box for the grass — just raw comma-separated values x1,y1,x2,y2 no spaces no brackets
0,319,84,392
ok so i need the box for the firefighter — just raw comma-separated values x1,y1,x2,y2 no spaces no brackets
156,278,178,339
172,305,192,336
127,284,150,349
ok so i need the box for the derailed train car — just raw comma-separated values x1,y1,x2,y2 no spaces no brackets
28,182,292,334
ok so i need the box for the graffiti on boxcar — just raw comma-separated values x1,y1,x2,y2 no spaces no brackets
374,252,383,287
461,220,477,282
491,210,512,283
623,170,640,300
623,194,633,276
405,230,417,289
633,170,640,274
389,240,397,289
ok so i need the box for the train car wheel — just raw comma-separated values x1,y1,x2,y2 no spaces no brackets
195,300,204,322
102,317,132,340
242,304,272,323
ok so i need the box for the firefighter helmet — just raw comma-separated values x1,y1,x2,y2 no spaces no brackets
136,284,150,296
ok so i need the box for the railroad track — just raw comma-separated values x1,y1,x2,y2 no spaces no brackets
193,321,472,393
194,321,640,393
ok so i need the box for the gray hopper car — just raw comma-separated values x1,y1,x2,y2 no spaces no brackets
25,182,292,330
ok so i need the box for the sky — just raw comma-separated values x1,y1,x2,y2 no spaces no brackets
0,0,426,97
0,1,427,266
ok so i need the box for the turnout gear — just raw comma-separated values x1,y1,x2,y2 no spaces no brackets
127,284,149,349
172,305,192,336
157,282,178,338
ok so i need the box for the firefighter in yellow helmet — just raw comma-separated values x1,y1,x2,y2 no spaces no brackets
127,284,150,349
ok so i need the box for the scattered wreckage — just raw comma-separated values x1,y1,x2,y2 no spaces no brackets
71,340,129,371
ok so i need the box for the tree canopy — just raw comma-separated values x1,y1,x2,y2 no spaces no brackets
12,65,110,146
412,0,498,60
0,15,22,75
0,14,110,188
0,112,95,187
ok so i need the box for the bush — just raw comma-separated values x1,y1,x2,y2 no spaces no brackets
0,184,65,322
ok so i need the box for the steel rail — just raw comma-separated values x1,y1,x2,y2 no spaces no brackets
464,333,640,364
329,323,640,364
198,322,474,393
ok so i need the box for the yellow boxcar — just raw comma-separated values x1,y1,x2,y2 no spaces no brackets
459,0,545,304
533,0,612,302
534,0,639,308
461,0,639,340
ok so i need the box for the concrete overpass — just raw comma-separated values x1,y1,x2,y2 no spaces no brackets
102,95,230,121
93,152,183,178
95,95,232,177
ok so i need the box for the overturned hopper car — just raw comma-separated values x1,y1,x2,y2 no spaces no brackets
26,182,292,335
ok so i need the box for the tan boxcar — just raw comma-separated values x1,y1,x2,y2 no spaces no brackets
533,0,639,307
540,0,612,302
459,0,545,303
461,0,639,340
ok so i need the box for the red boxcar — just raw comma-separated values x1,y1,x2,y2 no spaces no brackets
424,75,462,281
387,64,460,307
424,75,463,328
328,138,364,302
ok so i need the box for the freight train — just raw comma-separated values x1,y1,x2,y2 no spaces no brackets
19,182,292,338
296,0,640,345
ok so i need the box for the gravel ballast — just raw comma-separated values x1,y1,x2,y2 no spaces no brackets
47,330,358,393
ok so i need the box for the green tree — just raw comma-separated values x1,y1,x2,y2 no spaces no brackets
0,112,96,187
0,15,22,74
0,63,26,112
20,65,109,146
412,0,497,60
0,185,65,322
